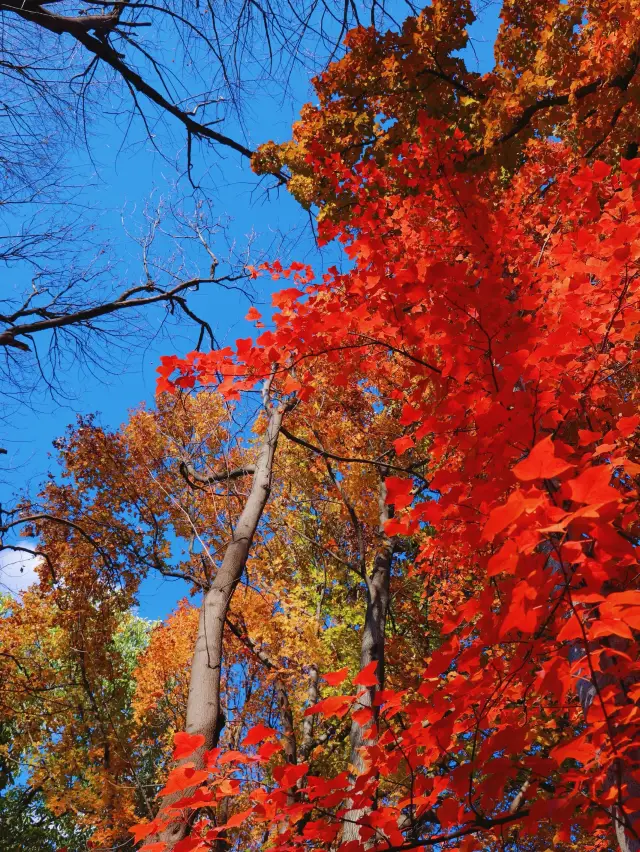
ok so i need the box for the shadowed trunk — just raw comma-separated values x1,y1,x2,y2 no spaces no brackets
277,679,297,765
613,773,640,852
158,398,287,849
342,476,395,844
300,590,324,762
569,637,640,852
300,663,320,761
547,537,640,852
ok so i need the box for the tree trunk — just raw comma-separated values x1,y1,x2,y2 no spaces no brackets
549,539,640,852
276,677,298,766
569,638,640,852
300,663,320,761
158,399,287,848
300,592,324,762
613,773,640,852
342,478,395,844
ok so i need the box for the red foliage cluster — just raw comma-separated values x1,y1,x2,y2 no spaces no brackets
149,121,640,850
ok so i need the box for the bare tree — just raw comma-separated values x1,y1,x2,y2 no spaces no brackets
0,0,423,443
0,195,254,449
0,0,420,184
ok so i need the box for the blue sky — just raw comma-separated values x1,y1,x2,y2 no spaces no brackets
0,1,501,618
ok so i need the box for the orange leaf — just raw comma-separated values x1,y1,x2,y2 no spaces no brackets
218,750,253,765
172,732,206,761
322,667,349,686
273,763,308,789
617,415,640,437
166,787,215,811
513,437,574,481
578,429,601,445
568,465,619,505
354,661,379,687
242,723,278,747
129,821,159,843
174,838,207,852
304,695,354,718
603,591,640,608
159,766,210,797
224,807,255,829
482,490,525,542
487,539,519,577
591,160,612,181
216,779,240,797
384,476,413,510
352,706,374,726
272,287,303,308
551,738,594,765
257,741,282,761
590,619,634,640
282,375,302,394
393,436,415,455
556,616,584,643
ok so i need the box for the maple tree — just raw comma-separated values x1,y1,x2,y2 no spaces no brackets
252,0,640,213
148,167,640,850
122,371,432,850
144,14,640,852
0,393,255,846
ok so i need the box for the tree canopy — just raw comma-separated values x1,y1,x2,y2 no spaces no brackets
1,3,640,852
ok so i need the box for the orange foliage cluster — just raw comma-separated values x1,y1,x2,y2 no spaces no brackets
253,0,640,214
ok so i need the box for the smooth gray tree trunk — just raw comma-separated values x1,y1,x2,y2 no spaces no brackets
158,398,287,848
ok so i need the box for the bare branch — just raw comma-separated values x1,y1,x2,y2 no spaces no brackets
0,274,235,352
179,460,256,490
280,425,430,485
